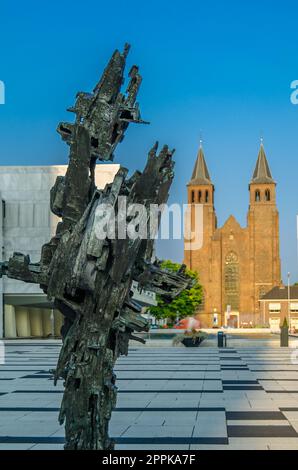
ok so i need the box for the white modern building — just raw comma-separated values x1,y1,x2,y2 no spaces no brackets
0,165,156,339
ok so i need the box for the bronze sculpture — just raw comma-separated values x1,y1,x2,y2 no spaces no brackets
0,44,191,449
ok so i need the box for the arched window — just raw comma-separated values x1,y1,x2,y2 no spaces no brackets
191,190,195,203
205,190,209,203
255,190,261,202
198,190,202,203
224,251,239,311
265,189,270,201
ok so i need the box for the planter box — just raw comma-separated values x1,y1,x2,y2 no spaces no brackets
182,337,204,347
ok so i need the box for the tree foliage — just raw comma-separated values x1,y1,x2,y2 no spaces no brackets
150,260,203,322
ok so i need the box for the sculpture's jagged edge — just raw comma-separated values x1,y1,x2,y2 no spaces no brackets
0,46,193,450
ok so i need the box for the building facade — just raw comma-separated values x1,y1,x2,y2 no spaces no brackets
184,143,281,327
259,285,298,332
0,165,156,339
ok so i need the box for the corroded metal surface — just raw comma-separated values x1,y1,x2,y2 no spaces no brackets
1,45,191,449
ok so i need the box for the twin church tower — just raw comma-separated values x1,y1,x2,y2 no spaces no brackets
184,143,281,327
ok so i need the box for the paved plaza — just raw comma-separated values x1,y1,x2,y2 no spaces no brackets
1,339,298,450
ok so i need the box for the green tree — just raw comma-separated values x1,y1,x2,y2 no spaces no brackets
150,260,203,324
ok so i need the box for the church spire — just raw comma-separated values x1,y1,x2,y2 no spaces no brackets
189,144,212,185
251,142,275,184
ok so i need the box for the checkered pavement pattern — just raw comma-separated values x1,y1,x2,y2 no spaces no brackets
1,341,298,450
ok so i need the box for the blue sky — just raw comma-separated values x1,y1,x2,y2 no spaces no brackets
0,0,298,281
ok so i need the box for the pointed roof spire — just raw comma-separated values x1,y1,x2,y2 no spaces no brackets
251,141,275,184
189,143,212,185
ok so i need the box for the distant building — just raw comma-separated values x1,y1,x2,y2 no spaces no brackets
259,285,298,331
131,281,157,308
184,143,281,327
0,165,156,338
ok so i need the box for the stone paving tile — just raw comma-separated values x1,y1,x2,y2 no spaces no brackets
190,438,270,450
227,420,290,426
192,441,272,450
147,399,200,408
17,412,60,422
2,341,298,450
0,411,29,420
0,443,34,450
266,438,298,450
109,424,131,437
224,404,253,411
193,411,227,438
288,420,298,433
30,444,64,450
121,424,194,438
116,400,153,408
0,422,62,437
163,412,198,426
248,400,280,410
109,411,142,424
283,411,298,420
133,413,166,426
115,444,190,450
47,428,65,438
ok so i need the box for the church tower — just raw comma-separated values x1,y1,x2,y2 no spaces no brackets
184,144,217,322
184,140,282,327
185,144,216,266
247,143,281,314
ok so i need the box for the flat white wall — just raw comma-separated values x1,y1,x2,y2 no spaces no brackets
0,164,120,296
0,164,160,338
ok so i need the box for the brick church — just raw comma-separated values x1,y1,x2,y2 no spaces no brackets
184,143,281,327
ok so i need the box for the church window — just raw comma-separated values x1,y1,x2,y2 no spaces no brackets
198,190,202,203
191,190,195,203
255,190,261,202
224,251,239,311
265,189,270,201
205,190,209,203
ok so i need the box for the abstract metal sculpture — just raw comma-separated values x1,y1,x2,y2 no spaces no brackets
1,45,192,449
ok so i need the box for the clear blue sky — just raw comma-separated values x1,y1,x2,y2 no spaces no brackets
0,0,298,282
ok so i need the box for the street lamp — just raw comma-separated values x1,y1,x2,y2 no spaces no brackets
288,272,291,331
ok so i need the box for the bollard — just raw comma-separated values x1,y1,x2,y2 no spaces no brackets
217,331,224,348
280,317,289,347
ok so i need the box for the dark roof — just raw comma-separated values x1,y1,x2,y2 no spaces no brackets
188,146,212,185
251,144,275,184
261,285,298,300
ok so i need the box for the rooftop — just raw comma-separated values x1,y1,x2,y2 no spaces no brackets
261,285,298,300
